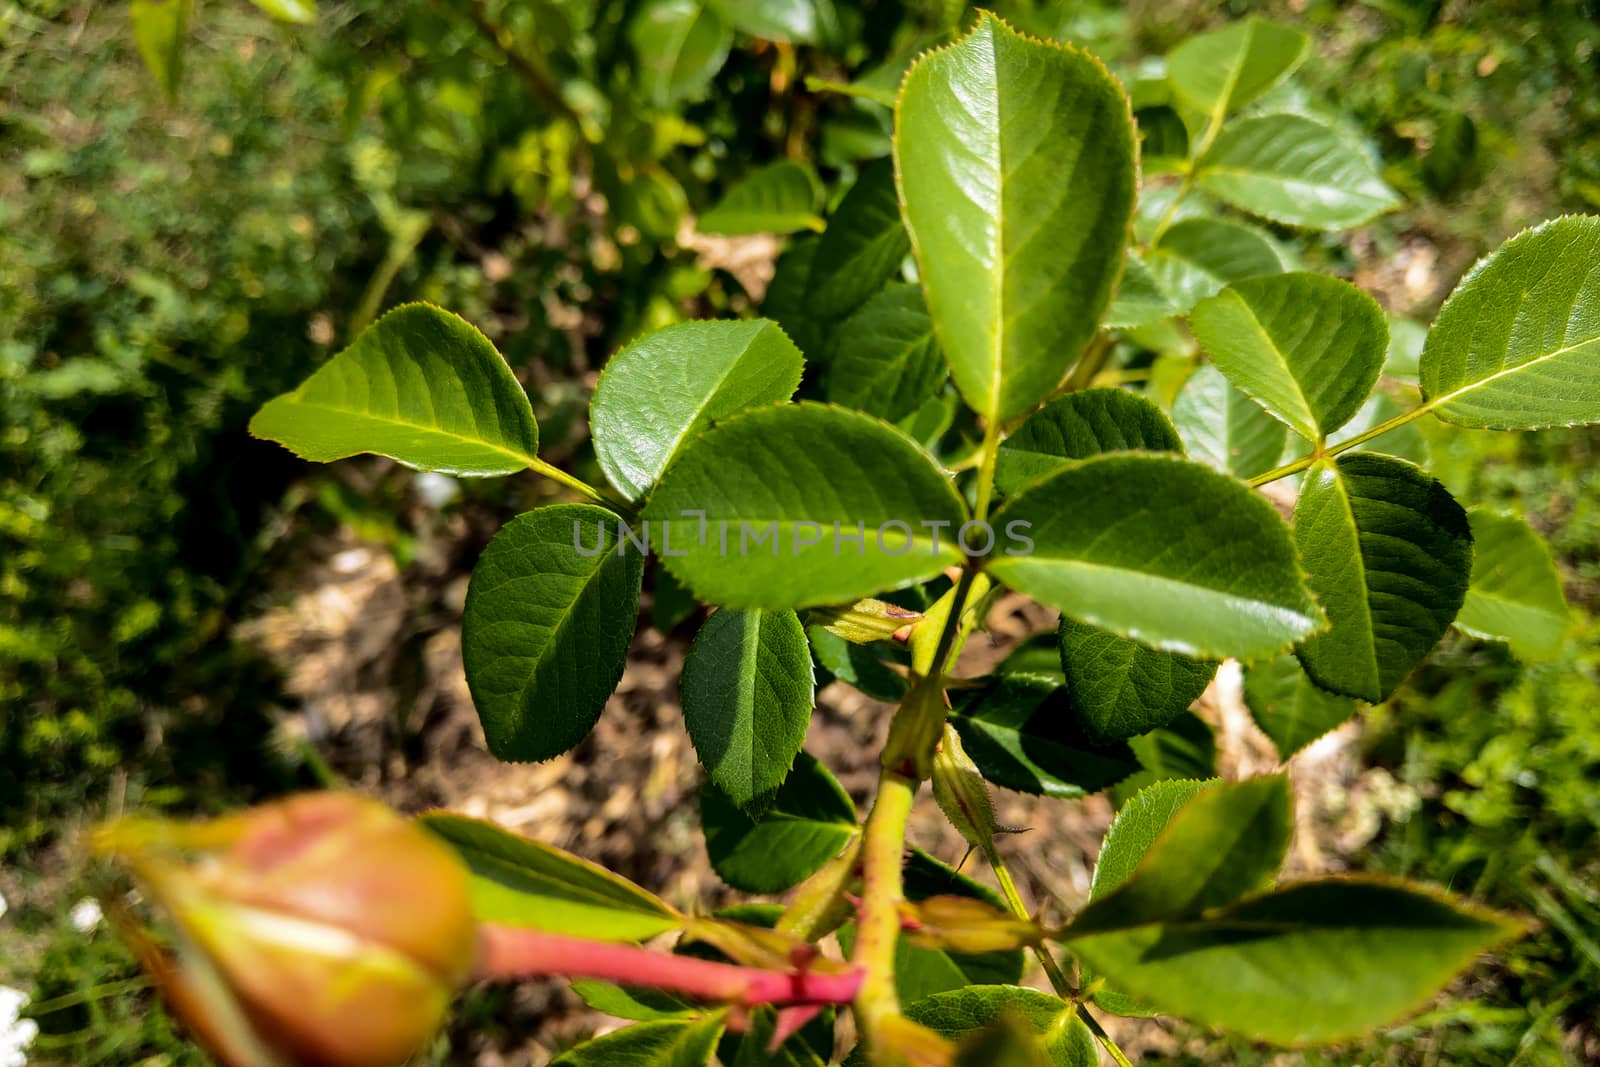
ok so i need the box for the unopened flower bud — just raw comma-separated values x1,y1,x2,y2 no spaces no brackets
97,792,478,1067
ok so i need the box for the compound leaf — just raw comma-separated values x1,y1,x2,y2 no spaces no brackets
988,454,1323,660
681,608,814,818
1292,454,1473,702
590,319,803,501
251,303,540,477
463,505,644,761
1145,217,1284,314
896,13,1136,420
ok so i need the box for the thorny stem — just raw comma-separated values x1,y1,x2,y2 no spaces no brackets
852,769,919,1049
476,926,863,1007
1247,397,1438,488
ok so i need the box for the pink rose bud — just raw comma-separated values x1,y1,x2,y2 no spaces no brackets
96,792,478,1067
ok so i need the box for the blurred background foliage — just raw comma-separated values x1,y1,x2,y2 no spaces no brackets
2,0,1598,1063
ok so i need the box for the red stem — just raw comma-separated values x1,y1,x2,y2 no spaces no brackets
474,925,863,1007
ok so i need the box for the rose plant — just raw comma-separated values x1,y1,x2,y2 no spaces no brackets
102,12,1597,1066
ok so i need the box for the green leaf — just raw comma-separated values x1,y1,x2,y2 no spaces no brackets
419,814,682,941
1062,879,1520,1044
247,0,315,22
1172,365,1289,479
551,1015,726,1067
729,1007,829,1067
698,162,823,235
644,404,968,610
1115,713,1216,800
250,303,540,477
1145,217,1285,314
590,319,803,501
571,981,693,1022
707,0,834,43
131,0,191,98
1089,779,1215,902
1243,654,1359,758
681,608,814,818
896,13,1137,420
629,0,733,107
804,159,910,323
1058,618,1216,743
825,285,947,423
948,674,1139,798
952,1019,1053,1067
1107,251,1179,329
1455,508,1570,661
842,987,1090,1067
1086,777,1214,1017
1073,776,1291,932
462,505,645,761
1292,454,1473,702
701,751,856,892
994,389,1182,497
762,235,826,359
1196,114,1400,230
807,624,908,702
987,454,1323,660
1191,273,1388,440
1420,216,1600,429
1166,17,1308,117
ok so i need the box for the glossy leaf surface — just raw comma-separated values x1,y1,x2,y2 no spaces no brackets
645,404,968,610
251,304,540,477
590,319,802,501
896,13,1136,420
1420,216,1600,429
988,454,1323,660
1167,17,1308,116
1172,364,1289,479
805,159,910,323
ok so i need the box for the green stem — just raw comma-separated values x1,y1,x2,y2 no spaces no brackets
1248,397,1438,488
1145,99,1226,249
986,849,1134,1067
1061,332,1114,395
972,417,1004,523
526,457,627,511
852,768,918,1052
